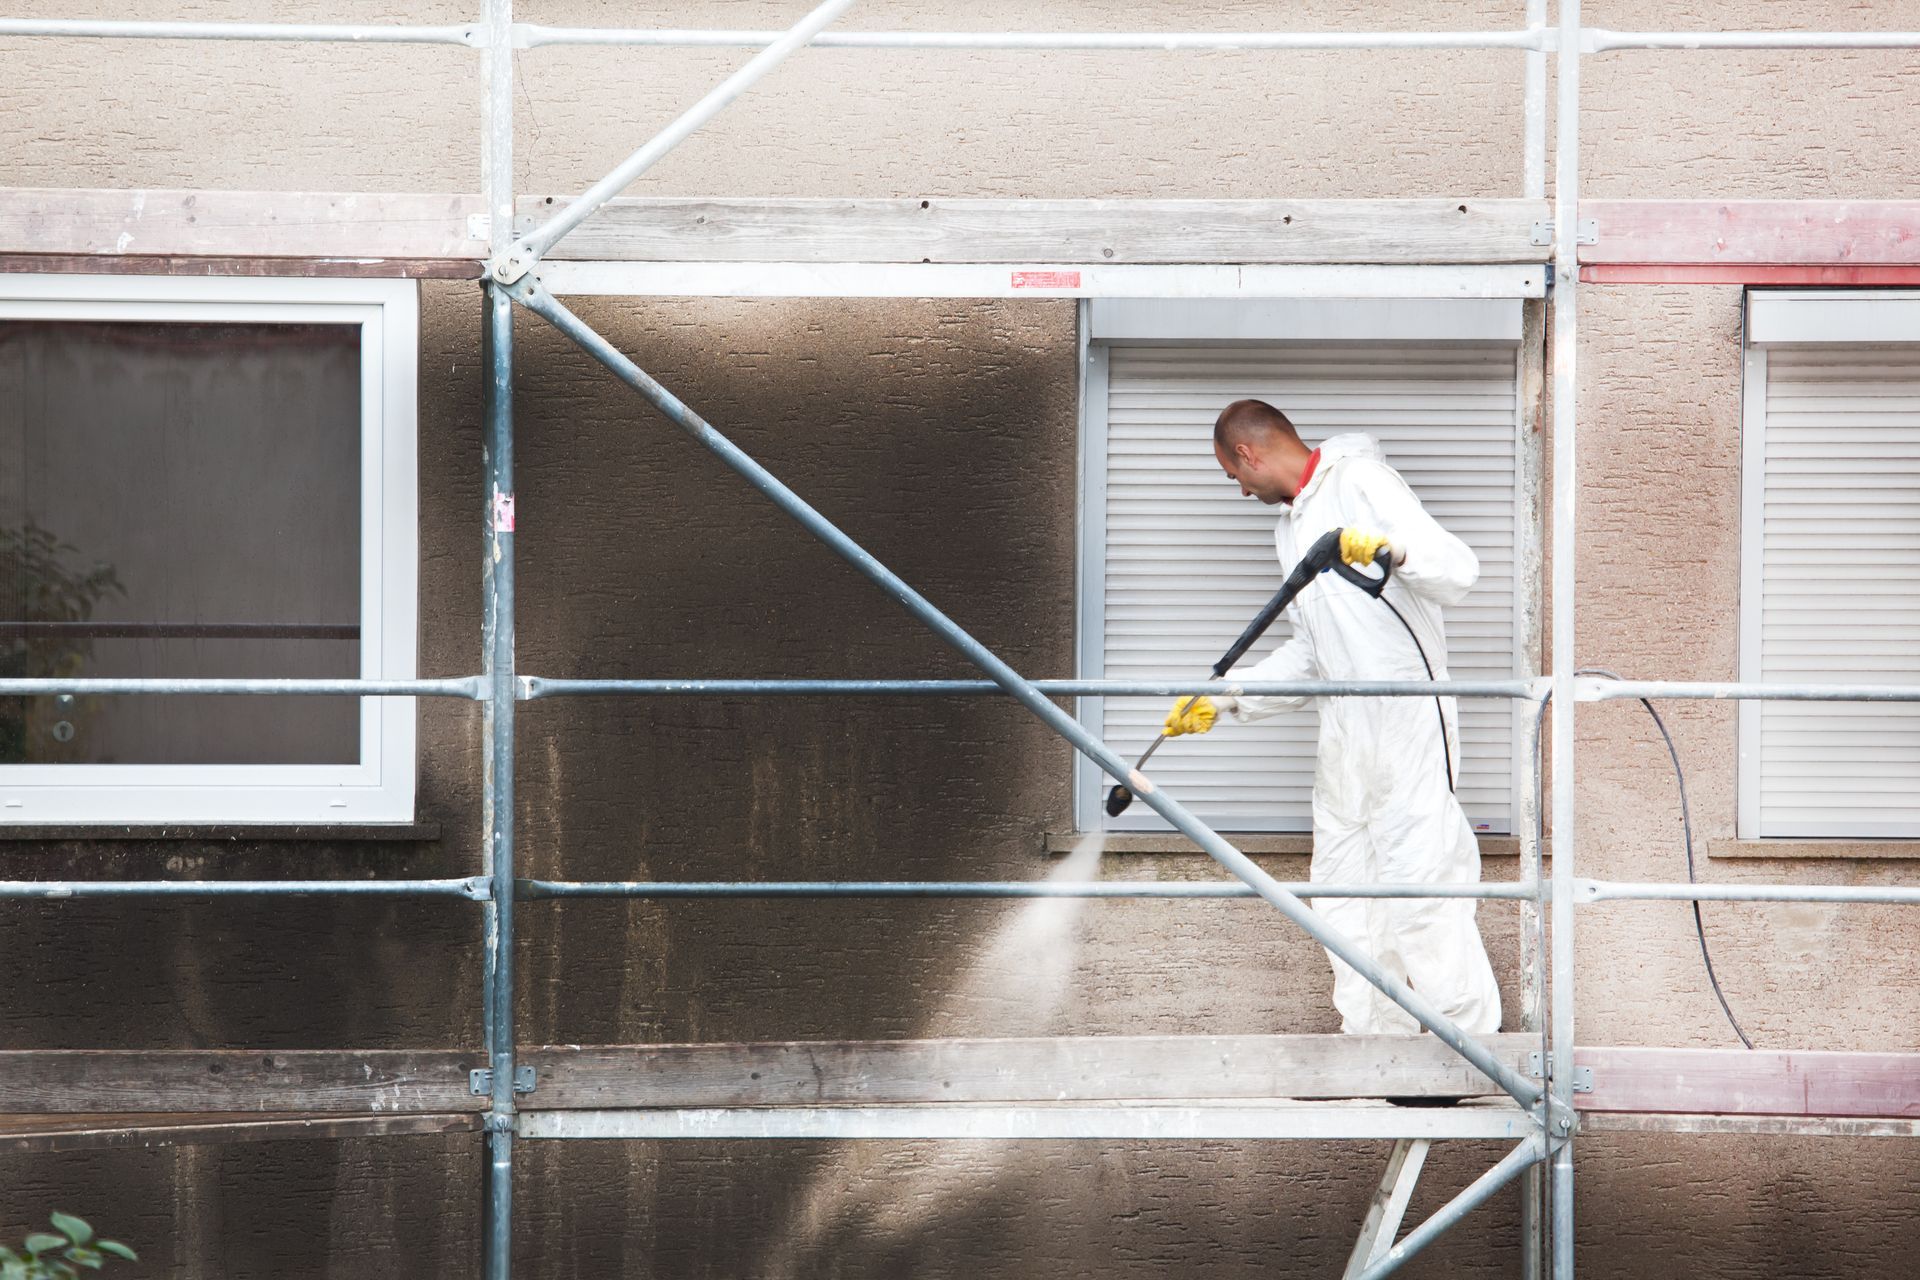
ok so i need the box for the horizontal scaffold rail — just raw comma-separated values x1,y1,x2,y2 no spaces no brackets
8,676,1920,707
515,1105,1538,1142
527,261,1546,300
14,676,1918,704
0,878,490,900
13,19,1920,55
518,879,1540,901
517,879,1920,906
4,876,1915,905
0,17,1549,51
518,676,1543,699
0,677,482,697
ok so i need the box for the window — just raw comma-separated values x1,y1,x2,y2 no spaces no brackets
1075,299,1526,833
0,275,418,825
1740,291,1920,839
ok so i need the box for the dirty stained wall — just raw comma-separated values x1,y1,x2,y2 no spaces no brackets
4,1,1920,1276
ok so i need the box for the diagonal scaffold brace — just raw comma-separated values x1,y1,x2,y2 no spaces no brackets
501,274,1550,1119
1351,1134,1551,1280
490,0,862,285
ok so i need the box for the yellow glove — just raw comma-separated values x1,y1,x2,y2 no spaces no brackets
1339,527,1391,569
1163,695,1218,737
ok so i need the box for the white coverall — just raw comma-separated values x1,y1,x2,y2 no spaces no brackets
1229,433,1502,1035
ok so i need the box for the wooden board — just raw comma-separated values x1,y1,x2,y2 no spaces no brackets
0,189,486,264
0,1050,481,1114
522,1034,1535,1108
516,197,1551,265
1581,200,1920,268
0,254,478,280
0,1111,479,1155
1574,1047,1920,1118
19,1040,1914,1126
1582,263,1920,285
0,1038,1528,1115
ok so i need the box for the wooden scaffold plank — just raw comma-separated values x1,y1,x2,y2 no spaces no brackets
515,197,1552,265
0,1050,481,1114
1573,1046,1920,1119
1580,199,1920,283
0,188,487,276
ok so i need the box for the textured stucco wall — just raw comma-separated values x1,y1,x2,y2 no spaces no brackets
5,2,1920,1277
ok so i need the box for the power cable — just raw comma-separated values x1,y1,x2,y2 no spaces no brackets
1538,670,1754,1049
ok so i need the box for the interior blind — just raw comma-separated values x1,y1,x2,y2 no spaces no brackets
1749,345,1920,838
1094,343,1520,833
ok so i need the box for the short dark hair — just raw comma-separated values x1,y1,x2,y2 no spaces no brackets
1213,399,1300,452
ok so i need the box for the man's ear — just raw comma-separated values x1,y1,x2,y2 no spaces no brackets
1234,440,1259,468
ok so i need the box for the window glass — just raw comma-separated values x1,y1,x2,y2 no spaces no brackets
0,320,361,766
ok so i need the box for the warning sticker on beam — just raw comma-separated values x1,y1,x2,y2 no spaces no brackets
1011,270,1081,290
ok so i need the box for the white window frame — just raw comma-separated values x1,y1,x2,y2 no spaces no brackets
1073,297,1530,833
0,274,418,825
1739,289,1920,839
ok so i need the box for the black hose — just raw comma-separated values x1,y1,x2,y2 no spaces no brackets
1574,669,1754,1050
1377,595,1455,794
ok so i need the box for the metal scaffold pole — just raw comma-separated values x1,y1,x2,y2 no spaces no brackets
1548,0,1583,1274
1519,5,1549,1263
480,1,518,1276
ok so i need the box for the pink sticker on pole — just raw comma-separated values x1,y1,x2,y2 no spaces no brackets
492,492,516,532
1011,270,1081,290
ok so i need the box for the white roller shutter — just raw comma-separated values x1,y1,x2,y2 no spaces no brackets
1740,343,1920,838
1083,342,1522,833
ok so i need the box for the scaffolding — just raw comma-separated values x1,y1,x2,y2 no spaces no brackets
3,4,1920,1278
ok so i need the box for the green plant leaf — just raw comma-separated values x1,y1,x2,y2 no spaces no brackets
93,1244,135,1263
63,1251,101,1272
23,1235,67,1257
1,1257,25,1280
47,1218,89,1248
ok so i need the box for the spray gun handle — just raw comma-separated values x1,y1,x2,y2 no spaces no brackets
1328,544,1394,598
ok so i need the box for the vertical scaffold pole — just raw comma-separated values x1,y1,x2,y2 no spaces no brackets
1548,0,1582,1276
1524,0,1548,199
1519,3,1550,1273
480,1,517,1277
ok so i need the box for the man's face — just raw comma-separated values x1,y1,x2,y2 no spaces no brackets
1215,440,1291,506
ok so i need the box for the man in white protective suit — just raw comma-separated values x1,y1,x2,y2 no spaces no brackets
1162,398,1501,1036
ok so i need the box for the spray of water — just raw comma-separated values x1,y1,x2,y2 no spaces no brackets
759,832,1108,1278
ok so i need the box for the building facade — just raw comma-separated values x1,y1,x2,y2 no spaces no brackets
3,2,1919,1275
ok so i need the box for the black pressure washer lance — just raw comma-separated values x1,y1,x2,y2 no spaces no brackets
1106,525,1447,817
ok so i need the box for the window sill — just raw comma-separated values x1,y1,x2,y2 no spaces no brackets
1047,832,1523,857
0,823,440,843
1709,838,1920,861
